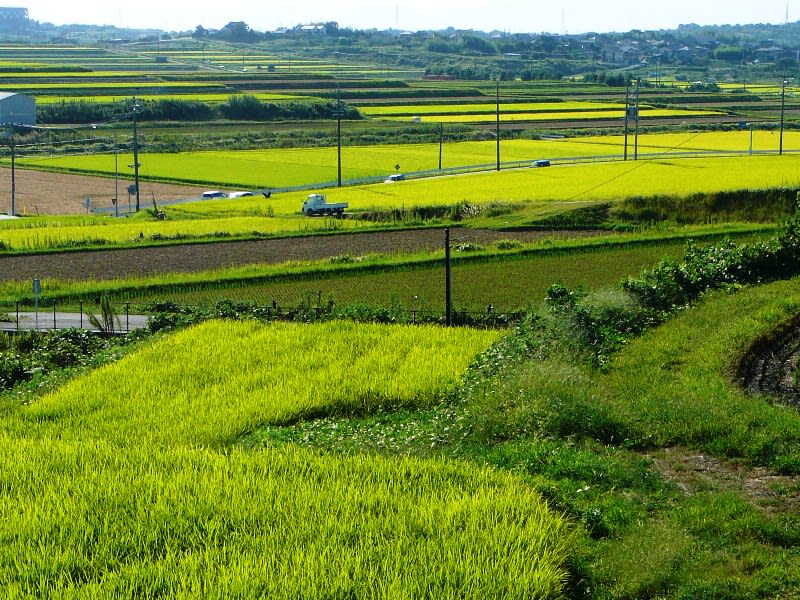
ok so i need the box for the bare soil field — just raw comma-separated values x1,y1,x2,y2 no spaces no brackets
0,169,606,283
0,228,600,282
0,167,207,216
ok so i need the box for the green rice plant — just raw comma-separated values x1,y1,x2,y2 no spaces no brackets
0,435,572,597
25,320,501,446
0,318,576,595
0,226,768,307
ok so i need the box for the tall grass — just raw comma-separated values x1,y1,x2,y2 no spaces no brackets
598,280,800,468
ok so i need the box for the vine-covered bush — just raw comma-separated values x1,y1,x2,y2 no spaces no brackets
540,197,800,366
0,329,116,391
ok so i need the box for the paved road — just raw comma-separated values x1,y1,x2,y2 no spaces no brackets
0,312,149,332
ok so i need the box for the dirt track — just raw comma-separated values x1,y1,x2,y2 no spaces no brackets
0,167,207,215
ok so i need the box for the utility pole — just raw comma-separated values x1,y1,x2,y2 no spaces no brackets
438,122,443,170
634,77,640,160
131,97,141,212
623,80,630,161
114,132,119,217
495,76,501,171
9,121,15,216
780,76,787,155
336,87,342,187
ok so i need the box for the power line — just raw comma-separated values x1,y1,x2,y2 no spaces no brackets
567,131,707,202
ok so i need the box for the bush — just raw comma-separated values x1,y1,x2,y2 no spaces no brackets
38,329,104,369
0,353,27,389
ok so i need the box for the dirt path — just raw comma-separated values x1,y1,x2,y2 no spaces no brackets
651,447,800,515
0,167,207,216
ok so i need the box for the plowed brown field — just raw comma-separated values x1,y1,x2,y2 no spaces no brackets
0,168,600,283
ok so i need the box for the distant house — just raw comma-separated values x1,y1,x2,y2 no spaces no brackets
299,24,325,35
755,46,789,63
0,92,36,127
601,43,641,66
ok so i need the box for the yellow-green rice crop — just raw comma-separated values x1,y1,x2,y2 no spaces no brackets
34,92,315,104
26,320,501,446
0,81,228,90
0,214,374,251
19,131,790,190
360,101,629,116
0,435,572,597
245,154,800,216
0,320,574,595
6,151,800,251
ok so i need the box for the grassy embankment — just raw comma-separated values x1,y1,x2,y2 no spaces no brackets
250,274,800,599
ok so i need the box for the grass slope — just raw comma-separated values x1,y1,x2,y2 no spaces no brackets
253,278,800,599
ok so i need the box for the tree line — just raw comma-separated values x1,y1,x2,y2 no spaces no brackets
36,95,362,125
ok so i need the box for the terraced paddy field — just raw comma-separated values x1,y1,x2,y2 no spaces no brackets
0,319,576,596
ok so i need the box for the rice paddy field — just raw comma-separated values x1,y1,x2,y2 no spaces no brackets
15,129,800,189
0,320,575,596
3,137,800,252
33,92,316,104
362,102,722,124
122,238,692,312
0,213,375,250
5,37,800,599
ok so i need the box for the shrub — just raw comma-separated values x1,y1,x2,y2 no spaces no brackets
0,353,27,389
495,239,522,250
